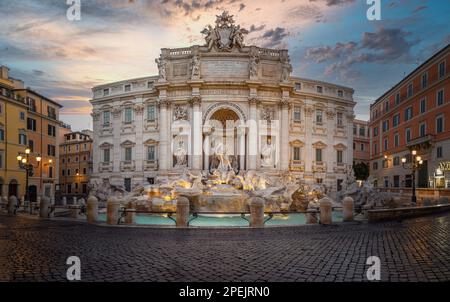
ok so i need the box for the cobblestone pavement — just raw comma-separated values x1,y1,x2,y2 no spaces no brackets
0,213,449,282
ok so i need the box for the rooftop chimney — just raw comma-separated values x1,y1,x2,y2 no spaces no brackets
0,66,9,79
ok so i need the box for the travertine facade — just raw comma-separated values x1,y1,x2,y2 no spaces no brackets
90,12,355,193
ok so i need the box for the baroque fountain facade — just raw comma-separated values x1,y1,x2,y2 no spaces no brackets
89,12,367,214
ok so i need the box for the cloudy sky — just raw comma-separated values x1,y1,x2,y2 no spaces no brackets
0,0,449,130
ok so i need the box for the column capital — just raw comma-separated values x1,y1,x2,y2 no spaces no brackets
158,99,170,109
280,97,290,108
248,97,260,106
189,96,202,107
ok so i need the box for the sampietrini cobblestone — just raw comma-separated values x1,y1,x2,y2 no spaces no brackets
0,213,449,282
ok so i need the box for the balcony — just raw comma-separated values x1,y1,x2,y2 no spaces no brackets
120,160,136,172
312,161,327,173
99,162,113,173
144,160,158,171
289,160,305,172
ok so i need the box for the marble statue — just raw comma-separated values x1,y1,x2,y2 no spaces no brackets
261,139,274,167
191,55,200,79
249,55,259,79
174,141,187,167
174,105,188,120
281,59,292,82
155,57,167,81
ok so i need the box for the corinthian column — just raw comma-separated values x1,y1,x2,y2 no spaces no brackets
280,97,290,171
190,96,202,171
158,100,169,171
248,97,259,170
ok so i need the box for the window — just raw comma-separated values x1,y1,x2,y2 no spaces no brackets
373,161,378,170
295,83,301,91
336,150,343,164
28,140,34,152
373,127,379,137
124,84,131,92
103,89,110,96
419,122,426,137
0,129,4,141
406,128,411,142
439,61,446,79
407,83,413,98
49,167,53,178
436,115,444,133
437,89,444,106
20,112,25,120
47,145,56,156
0,151,3,169
27,118,37,131
373,143,378,154
47,106,56,119
293,147,301,161
382,120,389,132
124,107,133,123
353,125,357,135
316,86,323,93
315,149,322,162
395,92,400,105
67,184,72,194
48,125,56,137
124,147,132,161
82,184,87,194
103,149,110,163
316,110,323,124
147,105,156,122
124,178,131,192
393,114,400,127
62,169,65,176
394,133,399,147
83,168,87,175
420,99,426,114
103,111,111,126
337,90,343,97
437,146,443,158
359,126,365,136
360,144,365,151
393,157,400,166
293,106,301,122
353,142,356,150
337,112,343,126
405,107,413,121
422,73,428,89
67,169,71,176
384,101,389,112
75,156,79,162
394,175,400,188
19,133,27,145
384,138,388,151
147,146,156,161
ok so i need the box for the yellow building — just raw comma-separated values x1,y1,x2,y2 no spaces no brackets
0,66,28,198
0,65,64,201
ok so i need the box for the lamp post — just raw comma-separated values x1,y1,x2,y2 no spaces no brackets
401,150,423,204
17,148,41,213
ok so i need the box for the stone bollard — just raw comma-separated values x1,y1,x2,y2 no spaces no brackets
39,196,51,219
69,205,82,219
343,197,354,222
125,201,137,224
250,197,265,228
306,209,318,224
7,196,18,216
176,197,190,228
107,197,121,225
319,197,333,225
87,195,99,224
61,196,67,206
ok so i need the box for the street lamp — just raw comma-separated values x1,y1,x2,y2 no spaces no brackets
17,149,41,213
401,150,423,204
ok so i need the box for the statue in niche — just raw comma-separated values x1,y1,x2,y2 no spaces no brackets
260,106,273,123
261,137,275,167
281,59,292,82
191,55,200,79
249,55,259,79
174,141,187,168
155,57,167,81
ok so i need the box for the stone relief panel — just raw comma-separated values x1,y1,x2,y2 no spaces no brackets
201,59,249,78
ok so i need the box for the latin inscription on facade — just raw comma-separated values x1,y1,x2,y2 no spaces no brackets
201,60,248,78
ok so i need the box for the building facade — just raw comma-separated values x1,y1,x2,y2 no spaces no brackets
353,119,370,165
0,65,64,200
59,130,93,199
90,13,355,193
369,44,450,189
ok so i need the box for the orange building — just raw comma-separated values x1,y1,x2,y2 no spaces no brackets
369,44,450,189
14,89,63,201
353,119,370,165
59,130,93,199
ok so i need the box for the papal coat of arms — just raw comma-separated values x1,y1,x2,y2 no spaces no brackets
201,11,249,52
